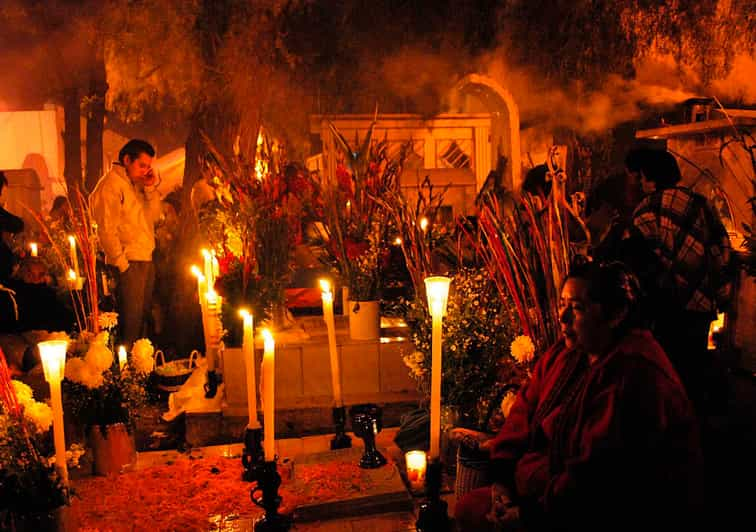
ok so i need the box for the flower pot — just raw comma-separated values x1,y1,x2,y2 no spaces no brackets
347,300,380,340
88,423,136,476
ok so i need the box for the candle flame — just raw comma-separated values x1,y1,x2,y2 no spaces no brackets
68,235,76,246
67,269,77,281
419,217,429,232
190,265,205,280
238,308,251,319
201,248,211,259
319,278,332,293
393,237,402,245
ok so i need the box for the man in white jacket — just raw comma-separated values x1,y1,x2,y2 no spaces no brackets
90,139,162,348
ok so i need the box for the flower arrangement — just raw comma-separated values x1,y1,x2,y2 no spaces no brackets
0,349,68,524
61,331,151,432
401,267,531,430
199,133,308,328
308,120,403,301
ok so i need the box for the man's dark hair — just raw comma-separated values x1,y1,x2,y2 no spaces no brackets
118,139,155,164
624,148,681,189
0,171,7,193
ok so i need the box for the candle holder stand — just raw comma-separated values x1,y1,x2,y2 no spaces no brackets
330,406,352,450
241,426,265,482
415,458,449,531
251,460,292,532
349,403,386,469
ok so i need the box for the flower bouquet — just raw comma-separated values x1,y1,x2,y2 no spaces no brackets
61,331,152,475
309,120,403,303
0,349,68,529
198,133,308,334
401,267,530,431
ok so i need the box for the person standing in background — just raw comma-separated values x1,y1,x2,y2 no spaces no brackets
90,139,162,349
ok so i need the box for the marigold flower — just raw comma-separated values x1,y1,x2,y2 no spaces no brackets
510,335,535,364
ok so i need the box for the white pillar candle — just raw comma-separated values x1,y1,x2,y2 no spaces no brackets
424,276,451,460
319,279,343,405
38,339,69,485
202,249,214,289
68,235,79,278
261,329,276,461
205,289,221,371
239,309,260,428
118,345,127,371
30,242,38,257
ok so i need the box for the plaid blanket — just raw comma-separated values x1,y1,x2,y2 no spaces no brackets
631,187,734,314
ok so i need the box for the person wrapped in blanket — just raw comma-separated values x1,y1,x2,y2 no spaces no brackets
620,148,734,417
454,260,703,532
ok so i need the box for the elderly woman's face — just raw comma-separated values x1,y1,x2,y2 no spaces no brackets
559,277,613,355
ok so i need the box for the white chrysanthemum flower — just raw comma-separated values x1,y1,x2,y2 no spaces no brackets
510,335,535,364
92,331,110,347
11,380,34,405
131,338,155,374
85,342,113,373
23,400,53,433
64,357,87,384
97,312,119,330
78,365,105,389
500,391,517,418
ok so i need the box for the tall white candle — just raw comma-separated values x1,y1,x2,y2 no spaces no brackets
202,249,214,289
118,345,127,371
68,235,79,278
424,276,451,460
240,309,260,428
38,339,69,485
261,329,276,461
191,265,207,301
30,242,38,257
319,279,343,405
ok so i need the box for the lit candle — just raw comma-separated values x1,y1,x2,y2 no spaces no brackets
68,235,79,278
30,242,38,257
239,309,260,428
67,268,79,290
118,345,127,371
424,276,451,459
405,450,427,490
202,249,214,289
190,265,207,301
38,339,69,485
204,289,221,372
319,279,343,405
419,216,429,233
261,329,276,461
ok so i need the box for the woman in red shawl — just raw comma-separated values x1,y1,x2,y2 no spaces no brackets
455,260,703,531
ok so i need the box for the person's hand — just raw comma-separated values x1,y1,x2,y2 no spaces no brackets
486,483,523,530
143,168,160,188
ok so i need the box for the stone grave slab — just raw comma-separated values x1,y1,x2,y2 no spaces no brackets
288,447,413,522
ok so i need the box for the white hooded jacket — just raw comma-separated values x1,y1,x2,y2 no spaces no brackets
89,163,162,272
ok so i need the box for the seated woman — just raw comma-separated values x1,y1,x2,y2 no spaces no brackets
455,260,703,532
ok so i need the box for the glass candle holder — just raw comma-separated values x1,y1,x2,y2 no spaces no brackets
405,450,427,491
